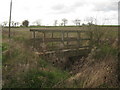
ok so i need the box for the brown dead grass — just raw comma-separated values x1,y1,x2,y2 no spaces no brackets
55,53,119,88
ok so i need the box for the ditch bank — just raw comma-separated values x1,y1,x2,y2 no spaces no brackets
35,47,119,88
38,50,89,72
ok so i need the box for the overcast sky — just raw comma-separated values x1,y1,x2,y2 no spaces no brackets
0,0,119,26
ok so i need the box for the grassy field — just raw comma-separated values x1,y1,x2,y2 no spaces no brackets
2,26,119,88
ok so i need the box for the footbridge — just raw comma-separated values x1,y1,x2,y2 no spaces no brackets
30,28,92,57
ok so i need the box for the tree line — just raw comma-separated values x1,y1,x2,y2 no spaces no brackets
1,17,101,27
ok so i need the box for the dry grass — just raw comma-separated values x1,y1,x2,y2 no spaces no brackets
2,26,119,88
2,27,70,88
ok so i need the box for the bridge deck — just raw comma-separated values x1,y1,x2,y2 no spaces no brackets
35,48,91,57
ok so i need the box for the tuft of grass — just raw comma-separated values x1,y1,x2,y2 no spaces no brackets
94,43,118,59
2,43,9,52
24,68,69,88
98,83,111,88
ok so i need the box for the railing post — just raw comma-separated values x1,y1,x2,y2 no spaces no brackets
61,31,65,47
89,31,93,49
43,32,45,42
42,31,46,59
33,31,35,39
33,31,36,51
67,32,69,46
52,32,53,47
77,31,80,47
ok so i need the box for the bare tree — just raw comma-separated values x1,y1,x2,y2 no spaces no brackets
85,17,96,25
54,20,58,26
16,22,20,26
62,18,68,26
84,17,107,45
102,18,110,25
59,23,63,26
14,22,17,27
2,21,8,27
11,21,15,27
33,19,41,26
73,19,81,26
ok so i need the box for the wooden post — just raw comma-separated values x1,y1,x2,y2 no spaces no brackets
77,32,80,47
61,32,64,47
89,31,93,49
33,31,36,50
43,32,46,50
33,31,35,38
67,32,68,46
43,32,45,42
52,32,53,38
42,32,46,58
52,32,53,47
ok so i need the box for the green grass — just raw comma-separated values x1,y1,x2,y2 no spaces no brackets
93,42,118,59
3,56,70,88
2,43,9,52
24,67,69,88
98,83,110,88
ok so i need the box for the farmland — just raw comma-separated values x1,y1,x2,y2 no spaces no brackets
2,25,119,88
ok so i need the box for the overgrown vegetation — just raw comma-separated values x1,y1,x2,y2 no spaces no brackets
2,26,119,88
2,28,70,88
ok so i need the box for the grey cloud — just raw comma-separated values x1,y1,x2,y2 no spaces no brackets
72,1,118,12
51,1,118,15
52,7,75,14
118,0,120,18
72,1,85,7
51,2,83,14
51,4,65,11
51,4,76,14
93,1,118,12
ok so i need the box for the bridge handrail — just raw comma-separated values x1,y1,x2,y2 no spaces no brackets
30,29,91,33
